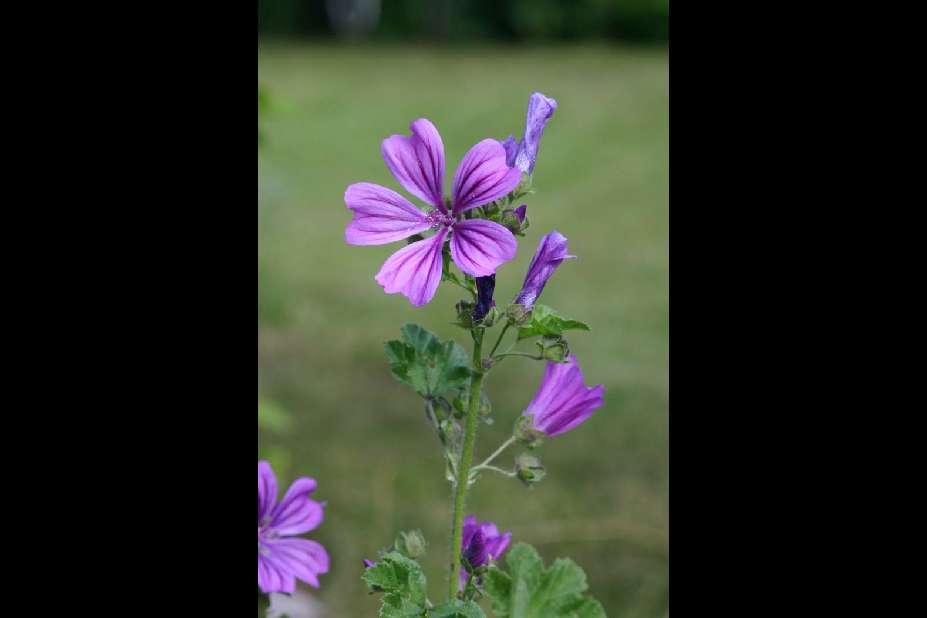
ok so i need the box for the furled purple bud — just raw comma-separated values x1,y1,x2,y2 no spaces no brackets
472,275,496,322
514,204,527,223
363,559,376,569
522,355,604,437
513,231,575,310
459,515,512,590
515,92,557,175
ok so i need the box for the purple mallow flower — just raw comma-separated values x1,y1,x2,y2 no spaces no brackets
502,92,558,175
345,119,522,306
522,355,604,437
513,230,575,310
258,461,330,593
459,515,512,590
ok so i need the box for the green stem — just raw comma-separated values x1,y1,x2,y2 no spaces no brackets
470,464,516,479
494,351,543,361
475,436,516,471
488,322,511,357
449,330,484,600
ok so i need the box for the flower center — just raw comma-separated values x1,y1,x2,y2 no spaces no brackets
425,209,456,230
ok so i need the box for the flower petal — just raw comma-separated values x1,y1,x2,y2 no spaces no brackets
450,219,517,277
500,134,518,167
265,538,330,588
259,552,295,594
513,230,575,310
258,461,278,526
381,118,446,211
375,228,448,306
344,182,432,245
270,477,323,536
451,139,521,215
524,356,604,437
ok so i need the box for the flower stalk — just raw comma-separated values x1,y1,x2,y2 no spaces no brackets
448,329,484,599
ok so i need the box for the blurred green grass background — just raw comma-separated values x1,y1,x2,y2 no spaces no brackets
259,42,667,617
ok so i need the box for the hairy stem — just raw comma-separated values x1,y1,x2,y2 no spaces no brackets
448,330,484,599
493,351,543,361
475,436,517,472
470,464,517,479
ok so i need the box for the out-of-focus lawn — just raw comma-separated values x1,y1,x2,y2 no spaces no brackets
259,42,667,617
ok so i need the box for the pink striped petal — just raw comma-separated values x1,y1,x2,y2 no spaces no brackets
344,182,432,245
381,118,446,211
451,139,521,215
270,477,323,535
450,219,517,277
375,228,448,306
258,461,277,525
266,538,330,588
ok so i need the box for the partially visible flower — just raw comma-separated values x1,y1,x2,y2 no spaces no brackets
258,461,330,593
522,355,604,437
473,275,496,322
501,92,558,175
459,515,512,590
513,231,575,310
345,119,521,306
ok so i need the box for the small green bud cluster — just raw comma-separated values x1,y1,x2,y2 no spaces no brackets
537,335,570,362
393,529,427,559
514,415,545,448
515,452,546,486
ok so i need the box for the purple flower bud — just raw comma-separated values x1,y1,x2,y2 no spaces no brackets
472,275,496,322
459,515,512,590
523,356,604,437
513,231,575,311
363,559,376,569
514,204,527,223
502,92,557,175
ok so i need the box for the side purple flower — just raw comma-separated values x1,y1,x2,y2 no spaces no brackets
344,118,522,306
258,461,330,593
513,230,575,310
459,515,512,590
522,355,604,437
502,92,558,175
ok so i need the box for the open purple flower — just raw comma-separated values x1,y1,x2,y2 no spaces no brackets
459,515,512,590
258,461,330,593
345,119,522,306
501,92,558,175
522,355,604,437
513,230,575,310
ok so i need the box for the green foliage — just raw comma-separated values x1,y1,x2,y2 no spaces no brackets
482,543,606,618
516,305,590,341
385,324,472,398
363,552,428,615
430,599,485,618
258,397,291,432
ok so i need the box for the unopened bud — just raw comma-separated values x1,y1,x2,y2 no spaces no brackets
394,529,427,559
537,336,569,362
515,452,546,486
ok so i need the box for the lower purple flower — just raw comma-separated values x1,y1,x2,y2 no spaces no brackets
523,355,604,436
459,515,512,590
258,461,330,593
